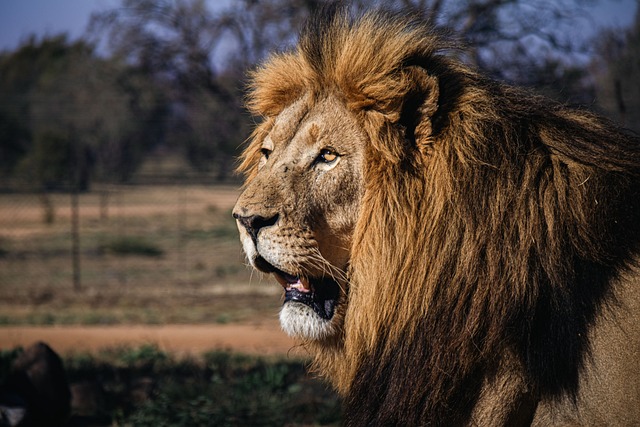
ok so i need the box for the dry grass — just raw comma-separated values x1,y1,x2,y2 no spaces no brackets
0,184,281,325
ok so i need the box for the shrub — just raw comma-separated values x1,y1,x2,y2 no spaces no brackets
2,345,342,425
100,236,163,257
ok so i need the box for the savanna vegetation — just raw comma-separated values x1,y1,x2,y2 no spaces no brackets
0,344,341,426
0,185,278,325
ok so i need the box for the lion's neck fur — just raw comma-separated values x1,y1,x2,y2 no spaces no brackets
316,90,640,425
314,81,640,424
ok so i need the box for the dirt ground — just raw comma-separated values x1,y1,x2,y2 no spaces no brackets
0,319,307,358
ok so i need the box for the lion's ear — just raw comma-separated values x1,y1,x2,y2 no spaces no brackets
400,66,439,150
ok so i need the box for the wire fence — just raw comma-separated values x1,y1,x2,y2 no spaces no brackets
0,182,250,295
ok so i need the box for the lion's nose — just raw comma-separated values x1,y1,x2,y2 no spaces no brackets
233,212,279,242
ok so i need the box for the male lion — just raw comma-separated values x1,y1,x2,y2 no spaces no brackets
233,7,640,426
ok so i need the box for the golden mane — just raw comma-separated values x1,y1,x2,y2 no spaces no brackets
242,7,640,425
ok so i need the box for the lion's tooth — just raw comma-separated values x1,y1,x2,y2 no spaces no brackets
300,277,311,292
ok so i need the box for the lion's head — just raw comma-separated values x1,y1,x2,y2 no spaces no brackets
233,92,365,341
234,7,640,425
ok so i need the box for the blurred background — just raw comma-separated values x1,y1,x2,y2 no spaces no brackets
0,0,638,425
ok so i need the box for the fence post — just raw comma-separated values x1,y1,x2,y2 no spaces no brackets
71,187,81,292
70,130,82,293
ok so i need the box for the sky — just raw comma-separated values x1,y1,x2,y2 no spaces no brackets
0,0,638,53
0,0,119,52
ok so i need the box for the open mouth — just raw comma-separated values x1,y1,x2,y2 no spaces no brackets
254,257,339,320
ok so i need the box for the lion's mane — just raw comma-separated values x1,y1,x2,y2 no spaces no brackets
243,7,640,426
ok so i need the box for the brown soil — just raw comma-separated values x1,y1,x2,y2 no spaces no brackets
0,319,307,358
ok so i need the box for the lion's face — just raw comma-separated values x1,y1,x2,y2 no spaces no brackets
233,94,366,340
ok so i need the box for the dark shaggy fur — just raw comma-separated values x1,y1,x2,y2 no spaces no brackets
245,6,640,426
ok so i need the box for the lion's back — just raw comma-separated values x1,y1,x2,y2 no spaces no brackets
533,267,640,426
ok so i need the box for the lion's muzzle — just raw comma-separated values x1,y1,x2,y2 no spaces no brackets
232,202,342,339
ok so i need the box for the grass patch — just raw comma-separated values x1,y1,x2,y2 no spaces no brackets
126,350,341,426
0,185,269,325
100,236,163,257
184,223,239,241
0,290,281,325
0,345,342,426
0,237,9,259
99,344,169,369
211,223,240,240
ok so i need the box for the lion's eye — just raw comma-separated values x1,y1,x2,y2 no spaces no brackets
317,148,338,164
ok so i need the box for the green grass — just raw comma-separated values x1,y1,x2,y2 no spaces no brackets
0,293,280,326
0,345,342,426
183,222,239,241
100,236,164,257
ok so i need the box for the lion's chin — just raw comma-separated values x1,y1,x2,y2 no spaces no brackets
279,302,337,341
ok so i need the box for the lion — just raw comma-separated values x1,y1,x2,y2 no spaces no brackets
233,6,640,426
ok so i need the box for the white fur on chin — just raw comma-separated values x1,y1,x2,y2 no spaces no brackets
279,302,334,341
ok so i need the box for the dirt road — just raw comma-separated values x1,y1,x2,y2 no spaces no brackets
0,320,306,357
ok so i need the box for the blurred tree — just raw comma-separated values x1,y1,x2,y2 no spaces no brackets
89,0,236,179
593,9,640,131
216,0,324,68
0,109,30,180
221,0,601,104
0,35,167,190
30,54,167,184
0,35,81,182
81,0,620,182
88,0,325,179
348,0,600,103
16,130,76,191
0,35,166,224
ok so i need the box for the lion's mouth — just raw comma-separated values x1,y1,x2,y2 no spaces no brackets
254,256,339,320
